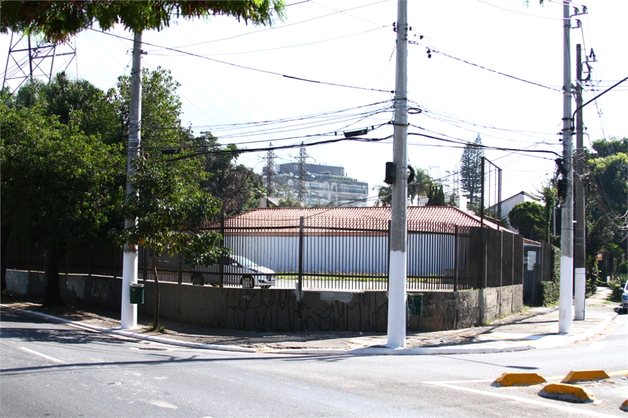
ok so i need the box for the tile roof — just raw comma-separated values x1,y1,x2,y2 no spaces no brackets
218,206,510,234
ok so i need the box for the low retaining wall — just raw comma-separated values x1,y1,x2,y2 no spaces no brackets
6,270,523,333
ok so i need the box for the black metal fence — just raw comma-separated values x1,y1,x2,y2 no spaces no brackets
4,215,523,292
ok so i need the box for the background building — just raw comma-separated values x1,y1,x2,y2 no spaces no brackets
265,162,369,207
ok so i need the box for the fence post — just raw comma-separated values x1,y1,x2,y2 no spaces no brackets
387,220,391,291
219,214,225,287
454,225,459,292
298,216,304,295
177,258,182,285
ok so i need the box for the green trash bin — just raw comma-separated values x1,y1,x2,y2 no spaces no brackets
407,293,423,316
130,283,145,304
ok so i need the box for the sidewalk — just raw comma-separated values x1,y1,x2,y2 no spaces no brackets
1,287,622,355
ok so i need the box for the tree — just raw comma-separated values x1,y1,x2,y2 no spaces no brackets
1,1,286,43
197,133,265,216
537,182,557,244
426,184,446,206
117,155,224,330
113,68,229,329
374,166,434,207
508,201,546,242
586,138,627,277
460,134,484,211
14,72,121,144
1,102,124,305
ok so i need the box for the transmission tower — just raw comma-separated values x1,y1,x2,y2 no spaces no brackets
298,143,309,202
3,32,76,94
265,143,276,197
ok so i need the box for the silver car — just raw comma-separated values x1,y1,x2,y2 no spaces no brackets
191,255,277,289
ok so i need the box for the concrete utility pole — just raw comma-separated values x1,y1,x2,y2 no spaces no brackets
559,2,574,335
387,0,409,348
574,43,586,321
121,31,143,330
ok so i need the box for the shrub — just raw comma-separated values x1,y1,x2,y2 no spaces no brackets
538,280,559,306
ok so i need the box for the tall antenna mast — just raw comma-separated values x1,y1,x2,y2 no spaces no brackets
266,143,276,197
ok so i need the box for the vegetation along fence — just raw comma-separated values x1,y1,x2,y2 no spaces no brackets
5,214,523,292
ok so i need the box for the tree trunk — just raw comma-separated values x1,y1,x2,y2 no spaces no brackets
44,244,67,306
152,256,160,330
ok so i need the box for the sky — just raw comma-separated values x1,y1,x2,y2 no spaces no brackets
2,0,627,207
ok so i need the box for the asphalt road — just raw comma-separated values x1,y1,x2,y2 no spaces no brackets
1,309,627,417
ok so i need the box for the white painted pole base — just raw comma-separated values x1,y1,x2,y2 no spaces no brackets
120,244,138,329
574,267,586,320
558,255,573,334
387,250,407,348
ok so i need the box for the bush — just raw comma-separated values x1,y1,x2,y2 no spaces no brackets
609,280,624,302
539,280,559,306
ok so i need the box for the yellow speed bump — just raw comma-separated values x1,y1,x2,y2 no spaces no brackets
493,372,547,387
538,383,595,403
561,369,610,384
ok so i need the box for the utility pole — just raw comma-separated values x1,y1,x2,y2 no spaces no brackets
559,2,574,335
574,43,586,321
121,31,143,330
387,0,409,348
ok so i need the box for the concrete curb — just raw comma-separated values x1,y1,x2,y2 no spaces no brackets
269,343,535,356
1,303,617,357
527,313,617,349
1,305,256,353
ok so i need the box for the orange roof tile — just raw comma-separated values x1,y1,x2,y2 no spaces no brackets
218,206,511,234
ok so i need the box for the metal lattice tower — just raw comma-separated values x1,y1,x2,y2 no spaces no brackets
3,32,76,94
298,144,309,202
266,143,276,197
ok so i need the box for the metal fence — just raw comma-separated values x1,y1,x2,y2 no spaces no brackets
148,215,518,292
5,214,523,292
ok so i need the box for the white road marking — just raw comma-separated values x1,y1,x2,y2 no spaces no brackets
586,341,608,350
19,347,64,364
149,400,178,409
424,381,617,418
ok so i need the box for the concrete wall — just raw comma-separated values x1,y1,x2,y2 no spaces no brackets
7,270,522,333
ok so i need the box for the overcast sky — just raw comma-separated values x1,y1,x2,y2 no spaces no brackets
3,0,626,207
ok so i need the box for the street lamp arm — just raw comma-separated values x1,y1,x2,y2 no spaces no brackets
572,75,628,123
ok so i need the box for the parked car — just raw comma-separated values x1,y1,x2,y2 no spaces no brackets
622,281,628,314
191,255,277,289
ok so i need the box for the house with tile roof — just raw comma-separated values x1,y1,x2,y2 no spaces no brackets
201,205,521,291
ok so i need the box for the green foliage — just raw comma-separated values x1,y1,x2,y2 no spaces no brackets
373,166,435,207
460,134,484,209
538,280,559,306
1,1,286,43
426,184,446,206
591,137,627,158
278,196,302,207
1,101,124,305
585,138,627,277
537,183,557,244
538,244,561,306
508,201,546,241
196,133,265,215
14,73,121,144
1,104,124,249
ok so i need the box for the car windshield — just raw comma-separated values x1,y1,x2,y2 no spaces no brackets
231,255,257,267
